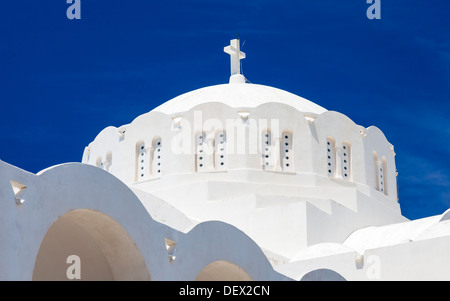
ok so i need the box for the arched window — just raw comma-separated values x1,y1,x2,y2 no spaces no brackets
373,151,379,190
152,138,162,178
380,156,387,195
215,130,227,171
373,151,387,195
262,130,272,170
196,132,207,172
281,131,293,172
326,138,336,177
341,142,351,180
136,141,149,181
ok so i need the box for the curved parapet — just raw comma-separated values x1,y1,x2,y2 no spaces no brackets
0,161,290,280
313,110,366,182
364,126,398,201
81,101,398,198
0,162,167,280
168,221,290,281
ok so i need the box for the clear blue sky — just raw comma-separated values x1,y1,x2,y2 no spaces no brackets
0,1,449,220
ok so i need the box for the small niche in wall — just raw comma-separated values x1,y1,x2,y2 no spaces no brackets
105,151,112,172
10,180,27,206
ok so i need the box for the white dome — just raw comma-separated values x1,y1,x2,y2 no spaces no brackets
152,82,327,115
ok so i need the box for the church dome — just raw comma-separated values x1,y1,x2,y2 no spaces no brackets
152,82,327,115
80,39,404,261
82,38,400,221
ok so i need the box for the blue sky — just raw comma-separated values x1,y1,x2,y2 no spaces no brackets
0,0,449,220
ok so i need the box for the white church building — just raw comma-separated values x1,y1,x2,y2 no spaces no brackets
1,39,450,281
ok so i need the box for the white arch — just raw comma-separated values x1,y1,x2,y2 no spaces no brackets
195,260,252,281
300,268,346,281
33,209,150,280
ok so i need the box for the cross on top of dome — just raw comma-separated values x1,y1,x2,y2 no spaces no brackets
224,38,246,84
